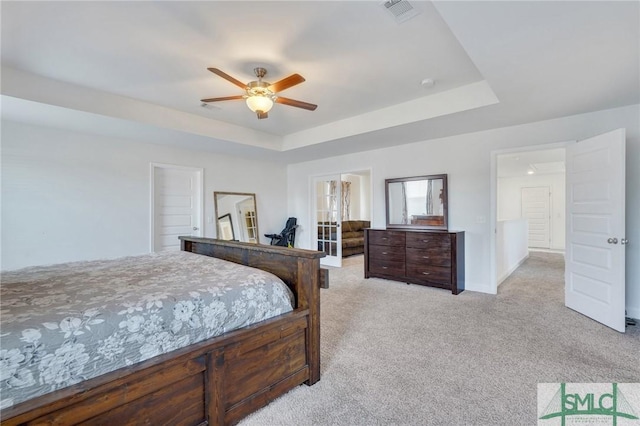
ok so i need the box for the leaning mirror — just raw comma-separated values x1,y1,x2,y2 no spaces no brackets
214,192,259,243
385,174,448,230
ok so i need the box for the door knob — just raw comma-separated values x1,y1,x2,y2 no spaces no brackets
607,238,618,244
193,227,199,231
621,238,629,245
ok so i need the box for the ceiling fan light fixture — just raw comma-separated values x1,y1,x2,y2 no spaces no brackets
203,67,316,119
246,95,274,113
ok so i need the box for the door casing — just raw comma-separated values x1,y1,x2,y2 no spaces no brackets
313,174,343,267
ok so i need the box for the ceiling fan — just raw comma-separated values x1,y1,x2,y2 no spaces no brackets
201,67,317,119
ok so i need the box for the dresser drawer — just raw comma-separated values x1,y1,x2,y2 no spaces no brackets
364,229,464,294
406,264,452,284
367,230,406,247
406,232,451,250
368,245,405,262
406,247,450,267
369,258,405,277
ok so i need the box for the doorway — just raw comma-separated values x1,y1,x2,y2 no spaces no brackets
495,147,566,286
491,129,627,332
313,170,372,268
150,163,203,252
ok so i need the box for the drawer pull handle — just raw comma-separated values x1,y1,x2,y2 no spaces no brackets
382,252,388,255
422,272,430,275
382,266,388,269
423,240,429,243
422,256,429,259
382,238,388,240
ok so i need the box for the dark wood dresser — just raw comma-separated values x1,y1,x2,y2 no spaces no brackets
364,228,465,294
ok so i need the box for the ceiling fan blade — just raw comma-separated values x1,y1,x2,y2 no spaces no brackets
268,74,305,93
208,68,248,90
201,95,245,103
275,97,317,111
257,111,268,119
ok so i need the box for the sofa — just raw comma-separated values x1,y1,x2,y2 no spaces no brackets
317,220,370,257
341,220,370,257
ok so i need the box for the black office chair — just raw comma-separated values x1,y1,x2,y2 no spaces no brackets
265,217,298,247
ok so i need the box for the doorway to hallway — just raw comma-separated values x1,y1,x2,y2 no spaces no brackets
495,148,566,285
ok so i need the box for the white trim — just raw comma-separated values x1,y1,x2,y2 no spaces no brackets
497,254,529,286
489,141,574,294
367,167,375,227
312,173,342,267
627,307,640,321
529,248,565,254
307,167,374,267
341,167,374,225
149,163,204,253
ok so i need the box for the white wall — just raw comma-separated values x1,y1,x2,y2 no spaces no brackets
1,120,287,270
498,173,566,250
496,219,529,285
287,104,640,318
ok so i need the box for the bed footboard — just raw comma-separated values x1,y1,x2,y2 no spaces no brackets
1,238,324,426
180,237,324,386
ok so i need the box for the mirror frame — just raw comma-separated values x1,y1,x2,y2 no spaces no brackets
385,174,448,230
214,191,259,243
217,213,235,241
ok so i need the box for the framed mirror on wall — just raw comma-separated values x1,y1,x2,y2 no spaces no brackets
214,192,259,243
385,174,448,230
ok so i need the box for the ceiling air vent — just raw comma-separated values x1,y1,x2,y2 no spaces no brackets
382,0,420,24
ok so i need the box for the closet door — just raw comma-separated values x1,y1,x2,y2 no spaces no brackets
151,164,203,252
521,186,551,249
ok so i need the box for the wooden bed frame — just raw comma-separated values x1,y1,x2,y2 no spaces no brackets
1,237,325,425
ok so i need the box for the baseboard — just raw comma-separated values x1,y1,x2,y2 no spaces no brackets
529,248,565,255
497,254,530,286
626,306,640,321
465,282,496,295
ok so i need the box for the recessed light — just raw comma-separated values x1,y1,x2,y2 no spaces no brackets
421,78,435,88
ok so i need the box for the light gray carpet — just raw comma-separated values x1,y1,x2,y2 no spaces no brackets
240,253,639,425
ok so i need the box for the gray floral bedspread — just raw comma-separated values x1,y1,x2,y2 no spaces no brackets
0,251,294,409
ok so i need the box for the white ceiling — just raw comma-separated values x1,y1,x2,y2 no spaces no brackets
1,1,638,163
497,148,566,178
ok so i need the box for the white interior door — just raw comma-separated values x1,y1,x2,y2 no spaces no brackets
565,129,626,332
314,175,342,267
522,186,551,249
152,165,203,252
